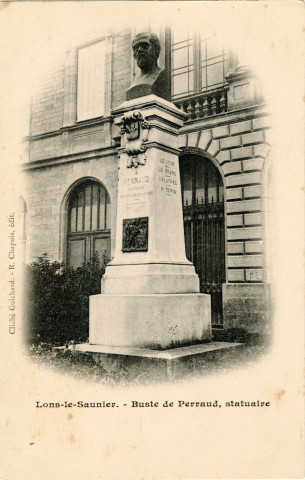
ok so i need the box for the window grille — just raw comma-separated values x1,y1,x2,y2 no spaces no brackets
180,155,226,326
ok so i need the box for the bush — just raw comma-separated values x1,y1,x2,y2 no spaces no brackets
24,253,109,345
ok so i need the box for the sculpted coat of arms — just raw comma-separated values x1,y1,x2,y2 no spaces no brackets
120,110,150,168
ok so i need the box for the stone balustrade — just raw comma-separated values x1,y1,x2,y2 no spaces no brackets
174,86,228,121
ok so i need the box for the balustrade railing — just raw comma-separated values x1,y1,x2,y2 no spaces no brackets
173,86,228,122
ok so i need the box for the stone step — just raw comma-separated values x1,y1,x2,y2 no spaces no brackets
54,341,244,381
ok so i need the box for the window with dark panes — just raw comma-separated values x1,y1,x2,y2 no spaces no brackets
67,180,111,268
171,29,194,98
170,29,227,99
200,36,227,91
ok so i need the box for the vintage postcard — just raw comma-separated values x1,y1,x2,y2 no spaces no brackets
0,2,304,479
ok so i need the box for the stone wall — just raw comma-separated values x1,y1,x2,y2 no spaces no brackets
27,29,131,163
222,283,271,338
23,155,118,263
112,29,132,109
177,109,272,338
28,30,131,144
30,62,65,136
178,110,271,284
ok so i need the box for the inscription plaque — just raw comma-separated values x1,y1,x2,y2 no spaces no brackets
122,217,148,252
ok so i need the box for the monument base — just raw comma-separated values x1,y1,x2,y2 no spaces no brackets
55,341,244,381
89,293,211,350
102,263,200,294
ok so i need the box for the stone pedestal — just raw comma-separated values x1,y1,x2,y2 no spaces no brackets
90,294,211,350
89,95,211,349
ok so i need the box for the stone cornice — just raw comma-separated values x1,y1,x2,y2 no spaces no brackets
25,104,268,143
25,115,113,142
21,146,118,171
112,94,187,123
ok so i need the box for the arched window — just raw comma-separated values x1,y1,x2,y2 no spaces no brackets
67,180,111,268
180,153,225,326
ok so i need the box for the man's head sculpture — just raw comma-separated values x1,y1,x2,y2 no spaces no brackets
126,32,170,101
132,32,161,75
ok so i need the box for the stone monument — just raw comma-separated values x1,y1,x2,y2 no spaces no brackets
89,32,211,350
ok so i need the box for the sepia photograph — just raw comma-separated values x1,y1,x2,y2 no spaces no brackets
1,1,304,479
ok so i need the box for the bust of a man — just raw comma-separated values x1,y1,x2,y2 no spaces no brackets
126,32,170,101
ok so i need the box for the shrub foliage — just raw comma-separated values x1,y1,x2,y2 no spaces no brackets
24,253,108,345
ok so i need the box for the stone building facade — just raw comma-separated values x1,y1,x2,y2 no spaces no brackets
22,27,272,340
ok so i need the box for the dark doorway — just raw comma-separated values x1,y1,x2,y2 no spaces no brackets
180,153,226,327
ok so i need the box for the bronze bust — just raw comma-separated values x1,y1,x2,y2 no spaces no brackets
126,32,170,101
